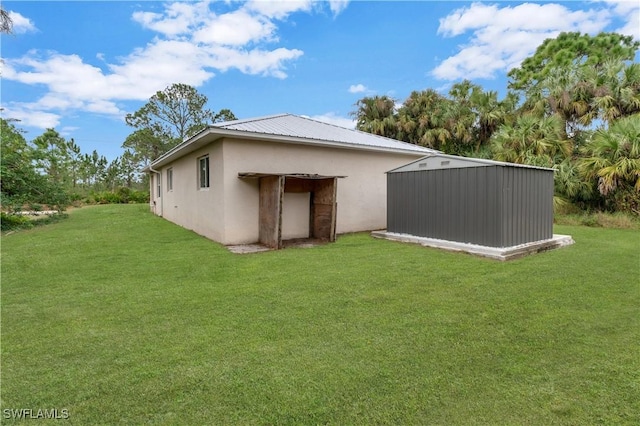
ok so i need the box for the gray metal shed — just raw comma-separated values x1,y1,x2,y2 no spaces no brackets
386,154,555,248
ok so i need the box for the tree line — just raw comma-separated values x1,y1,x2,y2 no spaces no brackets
1,9,236,216
352,32,640,214
1,83,236,214
1,120,146,212
2,18,637,217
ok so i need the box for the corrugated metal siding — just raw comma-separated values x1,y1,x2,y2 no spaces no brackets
501,167,553,246
388,167,502,246
388,166,554,248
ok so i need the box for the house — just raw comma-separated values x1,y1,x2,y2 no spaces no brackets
375,153,573,260
147,114,435,248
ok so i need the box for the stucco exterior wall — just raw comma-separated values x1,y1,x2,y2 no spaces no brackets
151,137,424,245
219,138,423,245
150,141,225,242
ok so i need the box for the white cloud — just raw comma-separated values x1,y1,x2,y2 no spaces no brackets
8,11,36,34
3,0,345,130
308,112,355,129
203,45,304,78
433,2,612,81
328,0,350,17
131,1,212,38
193,10,276,46
601,0,640,39
348,84,367,93
1,104,61,129
245,0,313,20
108,40,216,98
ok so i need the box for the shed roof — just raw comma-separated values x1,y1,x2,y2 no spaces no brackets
387,153,555,173
149,113,436,169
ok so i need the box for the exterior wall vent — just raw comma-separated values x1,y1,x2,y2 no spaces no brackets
441,160,450,166
419,163,427,168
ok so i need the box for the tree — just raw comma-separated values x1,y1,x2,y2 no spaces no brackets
511,33,638,130
510,33,639,142
585,60,640,123
553,158,595,209
67,138,82,188
578,114,640,213
0,120,70,211
508,32,639,94
32,129,74,188
351,95,398,138
471,89,516,153
119,150,139,188
395,89,451,149
122,128,166,168
124,83,236,161
392,82,516,155
214,108,237,123
1,6,12,34
490,114,571,166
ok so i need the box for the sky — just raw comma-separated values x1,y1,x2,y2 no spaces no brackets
1,0,639,161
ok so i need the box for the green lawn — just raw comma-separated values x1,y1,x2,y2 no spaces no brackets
2,204,639,425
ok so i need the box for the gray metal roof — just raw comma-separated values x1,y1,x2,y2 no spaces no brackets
212,114,435,154
149,113,435,169
388,153,555,173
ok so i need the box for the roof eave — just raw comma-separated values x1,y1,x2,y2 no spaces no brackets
148,127,431,170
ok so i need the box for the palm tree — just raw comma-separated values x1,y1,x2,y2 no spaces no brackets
1,7,12,34
470,89,514,153
586,60,640,124
395,90,454,151
444,81,476,153
538,66,591,139
553,158,595,208
351,96,398,138
490,114,570,166
578,114,640,209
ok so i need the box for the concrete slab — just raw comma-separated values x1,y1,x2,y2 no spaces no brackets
226,244,272,254
226,238,327,254
371,231,574,261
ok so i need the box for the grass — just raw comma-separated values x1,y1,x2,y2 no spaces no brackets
2,204,639,425
554,211,640,229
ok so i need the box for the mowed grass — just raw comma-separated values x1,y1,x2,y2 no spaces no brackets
1,204,639,425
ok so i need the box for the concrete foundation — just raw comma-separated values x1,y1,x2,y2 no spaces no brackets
371,231,574,261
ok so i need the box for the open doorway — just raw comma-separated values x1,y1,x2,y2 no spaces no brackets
238,173,344,249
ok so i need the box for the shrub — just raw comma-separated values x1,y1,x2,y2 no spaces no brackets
1,212,69,232
1,212,33,231
88,188,149,205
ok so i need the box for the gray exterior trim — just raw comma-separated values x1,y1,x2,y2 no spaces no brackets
388,153,554,173
387,166,554,248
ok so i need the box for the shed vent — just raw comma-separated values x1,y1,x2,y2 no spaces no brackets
418,163,427,168
441,160,450,166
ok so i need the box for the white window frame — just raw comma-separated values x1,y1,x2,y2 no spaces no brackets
198,155,210,189
167,168,173,192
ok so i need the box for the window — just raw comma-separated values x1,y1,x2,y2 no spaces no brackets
198,155,210,188
167,168,173,191
156,173,161,197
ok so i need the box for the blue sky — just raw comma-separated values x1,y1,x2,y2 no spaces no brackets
2,0,638,160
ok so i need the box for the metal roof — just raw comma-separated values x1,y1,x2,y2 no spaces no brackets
213,114,435,154
387,153,555,173
149,113,435,169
